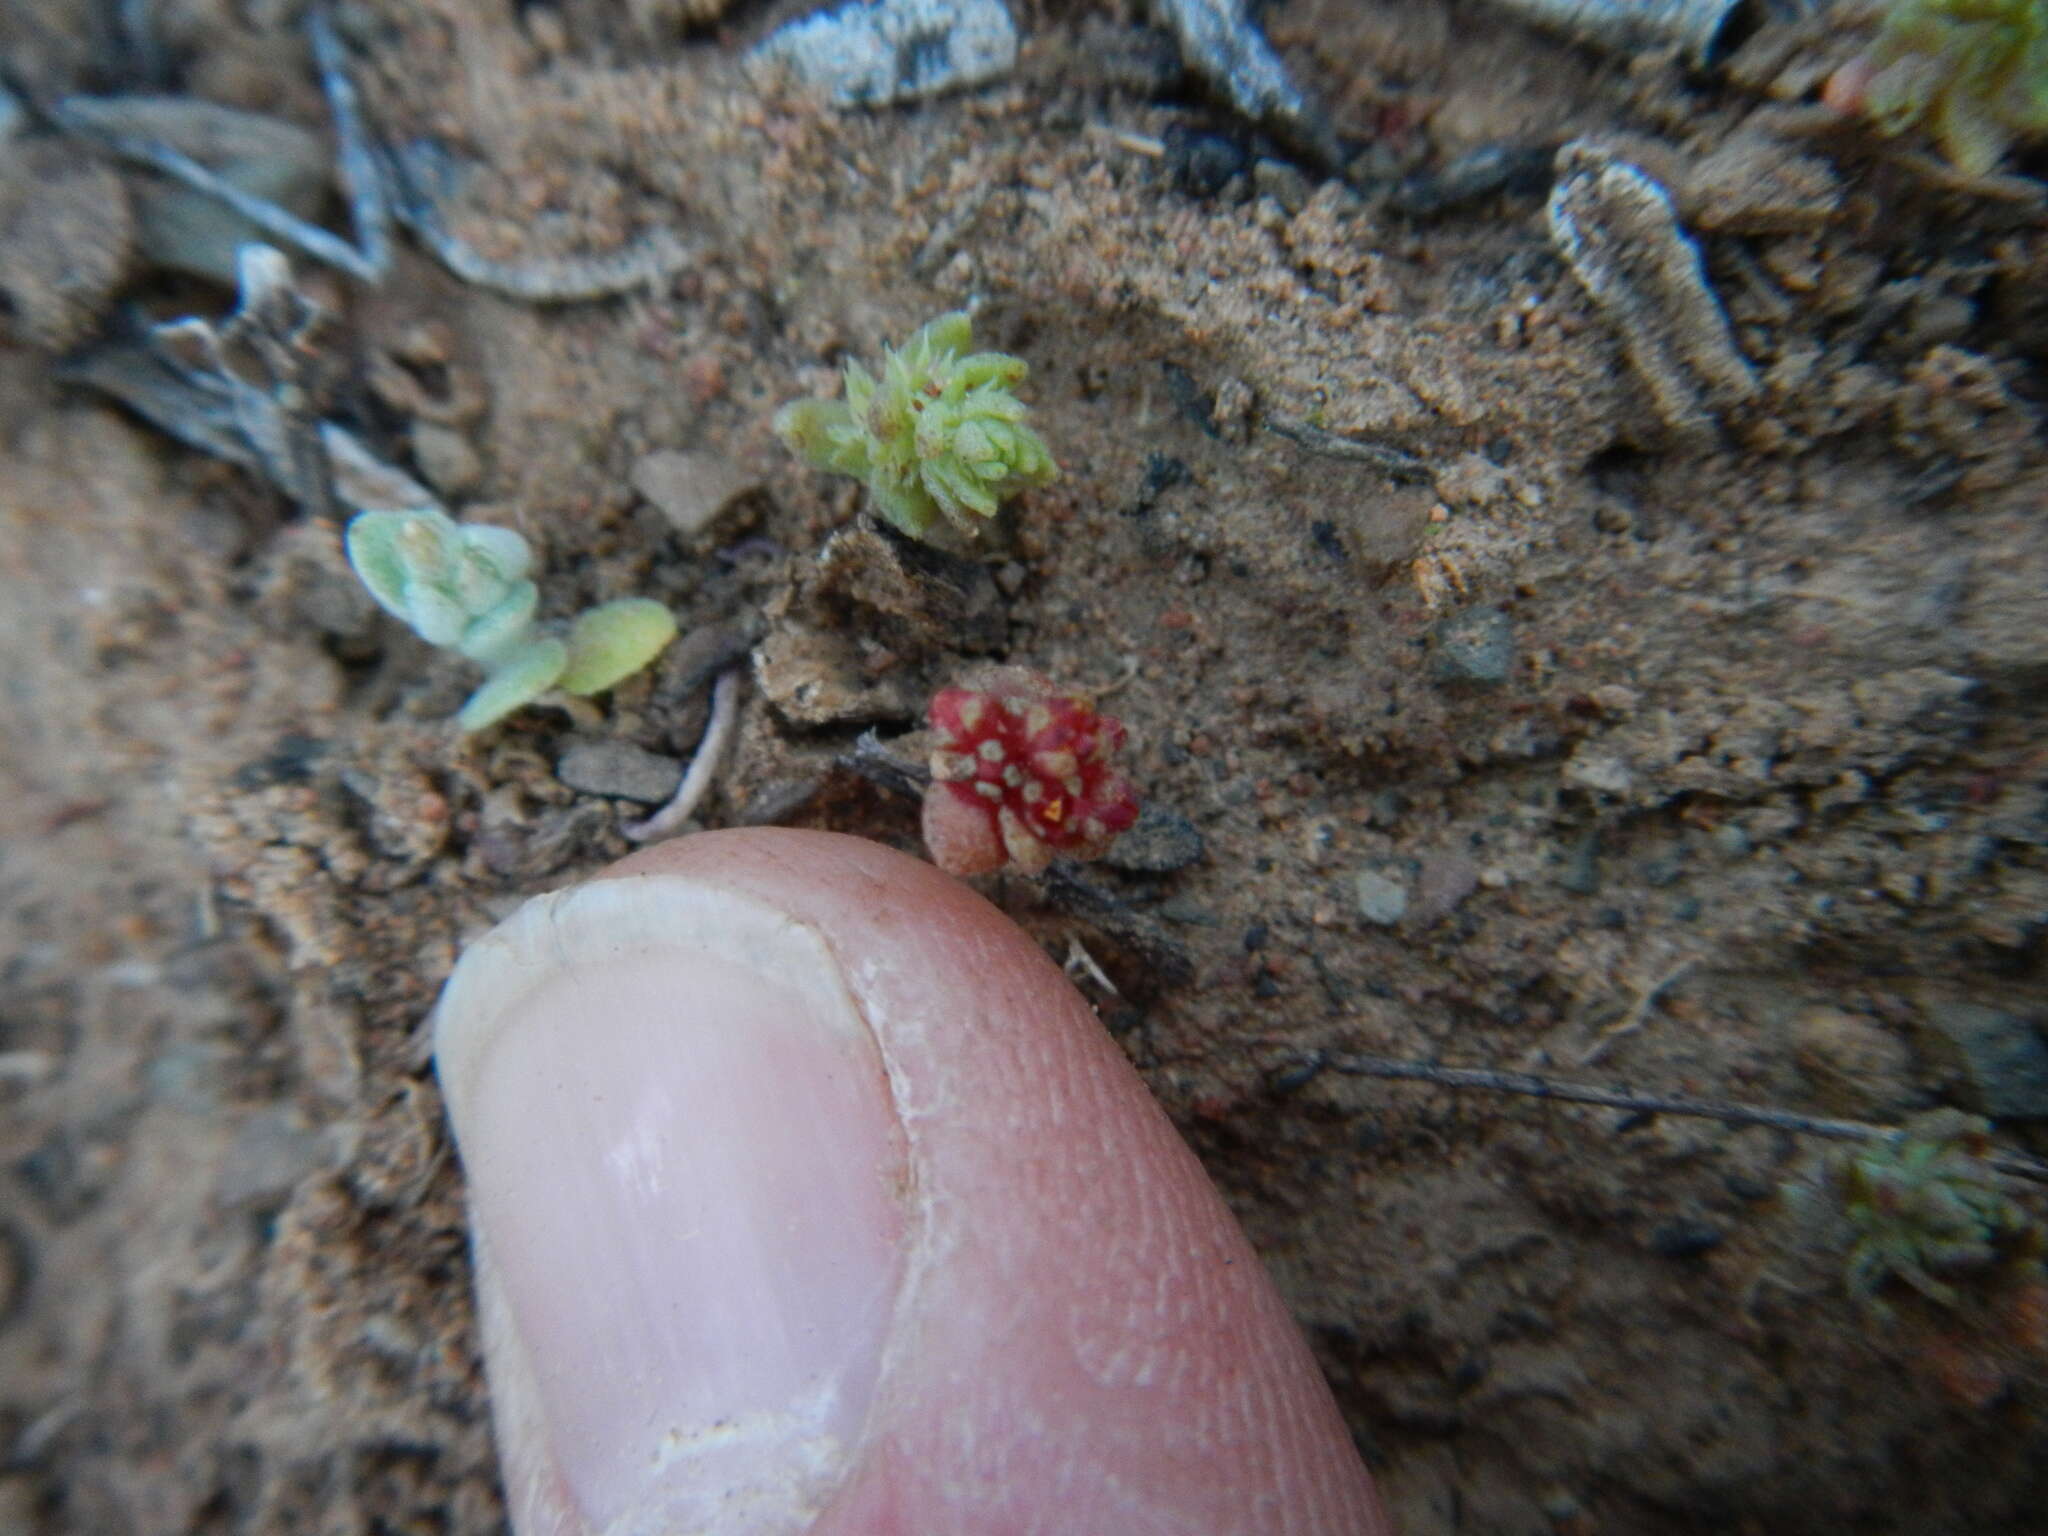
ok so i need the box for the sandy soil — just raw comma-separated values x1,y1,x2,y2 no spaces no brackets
4,1,2048,1531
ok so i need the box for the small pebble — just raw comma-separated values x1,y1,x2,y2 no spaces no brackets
1640,851,1686,887
556,740,686,804
410,420,483,498
145,1042,232,1114
1251,158,1313,214
1647,1218,1723,1259
215,1111,328,1207
1415,853,1480,925
1917,1003,2048,1120
1562,747,1633,796
631,448,761,546
1792,1006,1912,1118
748,0,1018,105
1103,806,1205,873
1354,868,1410,926
1151,0,1336,165
1166,123,1248,199
1431,605,1515,685
1557,832,1601,894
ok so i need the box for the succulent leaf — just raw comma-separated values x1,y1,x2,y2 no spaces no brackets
343,510,418,619
557,598,679,696
458,580,541,666
458,638,569,732
1843,0,2048,172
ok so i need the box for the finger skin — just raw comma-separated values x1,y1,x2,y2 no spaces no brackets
462,828,1390,1535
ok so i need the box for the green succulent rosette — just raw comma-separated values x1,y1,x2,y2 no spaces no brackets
775,311,1057,540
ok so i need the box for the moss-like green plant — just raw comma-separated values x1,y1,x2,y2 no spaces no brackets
346,508,676,730
1831,0,2048,174
774,311,1057,541
1825,1111,2044,1315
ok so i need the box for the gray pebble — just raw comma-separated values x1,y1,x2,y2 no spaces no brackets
1647,1218,1723,1259
1414,852,1479,925
1431,605,1515,685
749,0,1018,106
145,1042,232,1114
1151,0,1337,164
1793,1006,1912,1118
1712,822,1751,858
1640,850,1686,887
1557,831,1601,894
1354,868,1410,926
410,420,483,498
557,740,685,804
215,1111,329,1207
1918,1003,2048,1120
631,448,761,546
1103,806,1205,873
1252,159,1313,215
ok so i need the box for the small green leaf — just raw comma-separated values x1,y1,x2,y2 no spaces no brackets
344,511,419,619
459,524,534,582
915,310,973,359
405,583,471,649
557,598,678,696
458,638,568,731
457,580,540,666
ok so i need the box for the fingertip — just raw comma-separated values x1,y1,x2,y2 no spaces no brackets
440,829,1388,1535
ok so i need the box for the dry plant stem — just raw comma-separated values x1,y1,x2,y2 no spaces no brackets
69,124,384,279
622,668,742,843
1311,1053,2048,1187
309,7,393,274
56,8,393,282
1578,956,1699,1065
837,728,931,800
1263,415,1434,483
64,8,683,300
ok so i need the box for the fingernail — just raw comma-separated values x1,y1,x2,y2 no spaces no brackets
433,875,908,1533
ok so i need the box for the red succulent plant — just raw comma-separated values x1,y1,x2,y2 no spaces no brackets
921,669,1140,876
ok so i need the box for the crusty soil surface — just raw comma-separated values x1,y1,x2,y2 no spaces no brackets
5,1,2048,1531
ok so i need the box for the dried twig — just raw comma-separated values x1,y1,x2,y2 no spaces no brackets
62,7,687,299
147,244,342,521
383,142,692,301
622,669,743,843
1578,956,1698,1065
308,8,393,275
836,728,930,801
1264,414,1435,483
1298,1051,2048,1186
58,109,384,279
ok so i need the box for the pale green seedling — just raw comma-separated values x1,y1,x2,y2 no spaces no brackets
345,508,676,730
